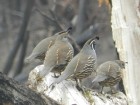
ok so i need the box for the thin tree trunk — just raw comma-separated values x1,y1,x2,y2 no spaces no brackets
13,31,29,77
3,0,34,74
75,0,87,37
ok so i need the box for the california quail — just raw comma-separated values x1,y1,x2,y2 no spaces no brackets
37,28,74,79
92,60,125,93
50,37,99,87
25,30,65,63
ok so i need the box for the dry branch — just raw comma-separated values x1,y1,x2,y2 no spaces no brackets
14,31,30,77
3,0,34,75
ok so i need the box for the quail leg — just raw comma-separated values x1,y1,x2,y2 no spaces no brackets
75,79,95,103
110,86,117,94
52,64,65,78
52,73,59,78
100,86,104,94
75,79,88,96
75,79,82,91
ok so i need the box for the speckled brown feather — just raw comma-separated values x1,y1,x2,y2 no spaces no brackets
93,60,124,87
39,30,74,77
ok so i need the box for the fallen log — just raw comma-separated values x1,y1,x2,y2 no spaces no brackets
0,72,59,105
28,65,128,105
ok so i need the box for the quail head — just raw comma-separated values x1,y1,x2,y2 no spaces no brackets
92,60,125,93
50,37,99,87
37,27,74,80
25,31,62,63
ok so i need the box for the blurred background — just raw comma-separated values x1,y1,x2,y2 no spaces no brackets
0,0,118,84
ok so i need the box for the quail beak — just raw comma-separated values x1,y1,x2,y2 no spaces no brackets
66,27,72,34
60,27,72,38
58,27,72,35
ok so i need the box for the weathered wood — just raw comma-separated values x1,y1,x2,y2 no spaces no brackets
28,65,128,105
0,72,60,105
111,0,140,105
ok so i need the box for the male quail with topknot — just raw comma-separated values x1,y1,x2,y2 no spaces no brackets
50,37,99,88
25,29,68,63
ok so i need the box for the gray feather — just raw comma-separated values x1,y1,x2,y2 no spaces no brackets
92,75,107,83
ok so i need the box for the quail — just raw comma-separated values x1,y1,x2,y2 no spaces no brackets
92,60,125,93
50,37,99,88
37,27,74,79
25,31,62,63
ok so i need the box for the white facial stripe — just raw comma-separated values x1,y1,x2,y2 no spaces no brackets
91,43,94,50
91,44,93,49
89,40,95,45
89,40,95,49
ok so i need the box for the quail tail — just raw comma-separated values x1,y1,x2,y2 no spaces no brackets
39,66,54,78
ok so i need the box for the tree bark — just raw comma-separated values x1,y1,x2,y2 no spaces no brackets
111,0,140,105
0,72,59,105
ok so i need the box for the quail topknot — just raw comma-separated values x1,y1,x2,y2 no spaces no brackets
50,36,99,88
37,27,74,79
92,60,125,93
25,29,69,63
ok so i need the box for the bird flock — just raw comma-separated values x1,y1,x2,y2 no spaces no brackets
26,28,125,94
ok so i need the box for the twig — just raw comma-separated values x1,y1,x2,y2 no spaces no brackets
35,7,62,31
75,24,100,44
68,35,81,53
36,8,81,52
14,31,30,77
